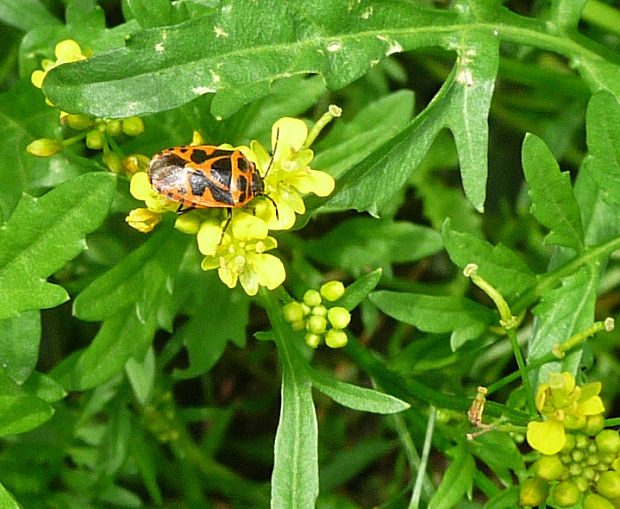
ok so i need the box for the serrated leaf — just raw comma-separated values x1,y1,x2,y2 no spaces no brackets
442,220,536,299
311,370,409,413
0,395,54,437
522,133,584,252
303,218,443,276
272,334,318,509
428,444,474,509
44,0,459,118
0,0,60,31
582,92,620,206
335,268,382,311
0,172,116,319
0,310,40,383
527,267,597,384
370,290,495,350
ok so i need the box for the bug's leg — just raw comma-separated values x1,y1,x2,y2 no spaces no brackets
176,204,196,215
264,194,279,220
219,209,233,245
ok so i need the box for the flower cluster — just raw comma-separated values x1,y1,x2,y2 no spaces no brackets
282,281,351,348
27,39,145,172
126,110,339,296
520,372,620,508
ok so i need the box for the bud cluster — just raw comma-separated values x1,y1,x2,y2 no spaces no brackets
283,281,351,348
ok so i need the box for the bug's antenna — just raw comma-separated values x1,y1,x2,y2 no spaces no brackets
264,127,280,178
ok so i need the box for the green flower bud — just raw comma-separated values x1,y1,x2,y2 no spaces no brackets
102,151,122,173
304,333,321,348
303,289,322,307
122,154,150,174
585,414,606,436
598,471,620,499
283,302,305,323
534,454,564,481
587,453,599,466
562,433,576,453
66,113,92,130
583,466,596,480
597,430,620,455
306,315,327,334
327,307,351,330
122,116,145,136
325,329,348,348
292,320,306,331
86,129,105,150
320,280,345,301
301,303,311,316
613,456,620,472
572,448,585,463
574,475,590,492
105,119,122,137
569,463,583,477
600,452,616,465
519,477,549,507
26,138,62,157
552,480,581,507
576,433,590,450
583,493,615,509
590,442,599,454
311,305,327,317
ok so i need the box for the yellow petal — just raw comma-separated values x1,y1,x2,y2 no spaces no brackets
535,383,550,413
580,381,602,400
231,212,268,241
125,208,161,233
288,168,335,196
218,264,238,288
272,117,308,157
577,395,605,416
250,140,271,172
130,172,154,200
55,39,84,62
254,253,286,290
174,213,202,234
31,69,46,88
239,271,259,296
197,224,224,256
526,420,566,455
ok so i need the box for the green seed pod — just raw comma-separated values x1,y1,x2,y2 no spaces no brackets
304,333,321,349
86,129,105,150
583,492,615,509
327,307,351,330
306,315,327,334
105,119,122,137
103,151,122,173
534,454,564,481
303,289,322,307
518,477,549,507
320,280,345,301
283,302,305,323
325,329,348,348
122,116,145,136
598,471,620,499
597,430,620,455
66,113,92,130
552,480,581,507
585,414,606,436
26,137,63,157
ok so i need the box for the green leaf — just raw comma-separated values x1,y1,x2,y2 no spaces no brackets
442,220,536,299
548,0,589,28
582,92,620,206
484,486,520,509
527,267,597,383
125,347,155,406
335,268,382,311
471,431,526,483
272,335,318,509
370,290,495,350
21,371,66,403
522,133,584,252
309,366,409,414
0,0,60,31
0,172,116,319
43,1,458,118
0,481,21,509
427,444,475,509
0,310,40,383
303,218,443,276
125,0,173,28
0,395,54,437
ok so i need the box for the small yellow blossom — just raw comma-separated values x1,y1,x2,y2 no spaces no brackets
129,171,179,214
125,208,162,233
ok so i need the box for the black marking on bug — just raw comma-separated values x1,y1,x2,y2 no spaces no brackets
167,192,174,199
209,157,233,188
189,170,209,197
179,146,189,153
238,192,247,202
205,178,235,205
162,153,188,168
237,156,248,172
190,149,209,164
236,174,248,191
210,149,233,159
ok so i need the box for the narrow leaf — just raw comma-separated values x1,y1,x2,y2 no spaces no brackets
370,290,495,350
0,0,60,31
582,92,620,206
428,444,475,509
442,220,536,299
0,172,116,319
309,367,409,414
0,310,40,383
336,268,382,312
0,395,54,437
522,133,584,252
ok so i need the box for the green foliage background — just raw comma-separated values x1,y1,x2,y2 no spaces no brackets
1,0,620,507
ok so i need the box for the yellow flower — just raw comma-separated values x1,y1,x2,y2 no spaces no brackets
199,212,285,296
129,171,178,214
249,117,335,230
527,372,605,455
125,208,162,234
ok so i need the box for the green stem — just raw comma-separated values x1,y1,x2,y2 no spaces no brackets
62,130,89,146
303,105,342,149
507,327,536,415
410,406,436,509
582,0,620,37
